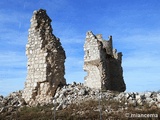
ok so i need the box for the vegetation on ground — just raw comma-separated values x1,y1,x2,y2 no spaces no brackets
0,99,160,120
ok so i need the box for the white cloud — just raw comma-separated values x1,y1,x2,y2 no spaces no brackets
0,51,27,96
65,56,85,83
0,9,28,96
0,30,28,46
123,52,160,68
0,10,29,48
65,71,86,84
0,52,27,67
0,9,30,26
120,30,160,92
0,78,25,96
124,69,160,92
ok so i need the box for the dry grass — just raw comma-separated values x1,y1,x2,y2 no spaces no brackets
0,99,160,120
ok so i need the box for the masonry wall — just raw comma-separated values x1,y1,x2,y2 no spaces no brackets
84,31,101,88
84,31,126,92
22,9,66,105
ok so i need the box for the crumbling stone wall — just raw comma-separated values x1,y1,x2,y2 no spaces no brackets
84,31,126,92
22,9,66,105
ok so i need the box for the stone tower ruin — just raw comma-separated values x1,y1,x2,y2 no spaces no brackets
22,9,66,105
84,31,126,92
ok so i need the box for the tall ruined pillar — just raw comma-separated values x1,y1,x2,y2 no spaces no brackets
22,9,66,105
84,31,126,92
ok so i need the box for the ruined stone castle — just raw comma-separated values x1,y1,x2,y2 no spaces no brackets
22,9,126,105
83,31,126,92
22,9,66,105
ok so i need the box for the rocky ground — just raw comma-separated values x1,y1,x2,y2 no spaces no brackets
53,82,160,110
0,91,26,115
0,82,160,119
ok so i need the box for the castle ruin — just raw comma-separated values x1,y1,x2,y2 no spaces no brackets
22,9,66,105
22,9,126,105
84,31,126,92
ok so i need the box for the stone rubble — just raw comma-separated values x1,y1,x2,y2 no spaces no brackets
0,91,26,115
52,82,160,111
22,9,66,106
0,84,160,115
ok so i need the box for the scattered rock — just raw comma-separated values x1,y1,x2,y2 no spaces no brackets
0,90,26,115
1,85,160,116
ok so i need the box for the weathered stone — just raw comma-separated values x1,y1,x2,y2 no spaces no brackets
148,99,156,107
78,89,87,95
140,94,146,100
128,99,137,107
1,87,160,116
157,94,160,102
0,91,26,115
157,102,160,108
0,96,3,101
125,93,130,99
117,92,125,101
83,31,126,92
137,99,143,105
0,107,5,113
150,92,157,98
145,92,152,98
22,9,66,106
135,94,141,100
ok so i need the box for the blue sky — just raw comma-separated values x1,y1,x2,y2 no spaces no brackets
0,0,160,96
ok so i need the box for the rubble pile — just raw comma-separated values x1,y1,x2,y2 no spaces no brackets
0,91,26,115
53,83,160,110
0,84,160,116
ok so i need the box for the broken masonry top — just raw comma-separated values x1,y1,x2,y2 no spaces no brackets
30,9,52,30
